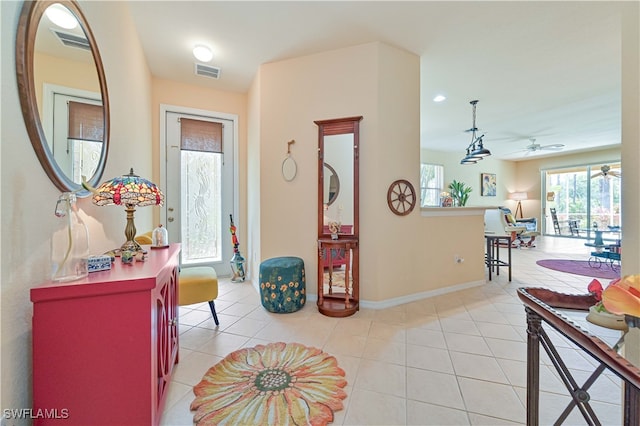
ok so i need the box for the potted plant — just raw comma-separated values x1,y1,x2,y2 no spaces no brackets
448,180,472,206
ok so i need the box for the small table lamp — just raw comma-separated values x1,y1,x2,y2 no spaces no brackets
509,192,528,218
92,168,164,253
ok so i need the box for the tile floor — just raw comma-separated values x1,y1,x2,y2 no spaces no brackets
160,236,626,425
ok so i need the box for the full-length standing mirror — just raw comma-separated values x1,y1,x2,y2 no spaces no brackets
16,0,110,196
315,116,362,317
316,117,362,238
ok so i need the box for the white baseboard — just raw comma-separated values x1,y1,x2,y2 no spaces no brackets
305,280,486,310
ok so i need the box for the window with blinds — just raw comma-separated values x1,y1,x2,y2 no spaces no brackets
67,100,104,183
67,101,104,142
420,163,444,207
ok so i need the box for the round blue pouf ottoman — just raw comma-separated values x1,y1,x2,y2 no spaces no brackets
259,256,306,313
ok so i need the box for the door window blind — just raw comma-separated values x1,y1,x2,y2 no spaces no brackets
67,101,104,142
180,118,222,153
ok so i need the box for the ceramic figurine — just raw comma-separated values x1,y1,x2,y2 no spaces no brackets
121,250,134,264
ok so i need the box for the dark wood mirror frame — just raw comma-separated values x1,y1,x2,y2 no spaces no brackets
315,116,362,239
16,0,109,196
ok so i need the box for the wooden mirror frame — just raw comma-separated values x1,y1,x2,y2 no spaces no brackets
315,116,362,239
16,0,110,196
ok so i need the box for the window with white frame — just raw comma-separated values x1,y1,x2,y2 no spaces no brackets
420,163,444,207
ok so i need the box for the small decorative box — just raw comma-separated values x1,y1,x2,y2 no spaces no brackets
88,255,112,273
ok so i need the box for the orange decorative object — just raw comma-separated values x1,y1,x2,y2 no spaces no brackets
602,275,640,316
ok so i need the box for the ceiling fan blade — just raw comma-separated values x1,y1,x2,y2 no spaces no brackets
491,129,556,143
502,149,527,157
540,144,564,151
592,165,622,179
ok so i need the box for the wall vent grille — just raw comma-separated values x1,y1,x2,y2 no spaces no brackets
51,29,90,51
195,63,221,79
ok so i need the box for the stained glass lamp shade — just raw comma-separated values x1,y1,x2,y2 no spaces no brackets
92,168,164,252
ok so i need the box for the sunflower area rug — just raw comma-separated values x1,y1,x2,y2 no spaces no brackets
190,342,347,425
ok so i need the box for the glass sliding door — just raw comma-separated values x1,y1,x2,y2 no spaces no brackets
545,166,588,234
543,162,621,237
590,163,621,228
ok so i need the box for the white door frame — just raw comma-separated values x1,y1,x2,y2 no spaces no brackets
159,104,240,265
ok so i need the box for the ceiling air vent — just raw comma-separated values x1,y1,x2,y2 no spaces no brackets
51,29,90,51
195,63,221,79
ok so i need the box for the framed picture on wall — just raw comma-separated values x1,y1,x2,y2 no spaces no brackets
481,173,496,196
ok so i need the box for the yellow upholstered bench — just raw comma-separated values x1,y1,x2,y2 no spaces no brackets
179,266,219,325
135,232,153,245
135,233,219,325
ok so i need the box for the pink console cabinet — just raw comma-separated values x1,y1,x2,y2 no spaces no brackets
30,244,180,425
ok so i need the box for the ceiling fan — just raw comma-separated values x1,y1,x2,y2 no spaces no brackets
591,164,621,179
519,138,565,155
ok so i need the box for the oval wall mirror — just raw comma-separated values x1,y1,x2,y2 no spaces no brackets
282,156,297,181
323,163,340,206
16,0,110,196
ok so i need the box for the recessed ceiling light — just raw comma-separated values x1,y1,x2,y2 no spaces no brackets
193,45,213,62
45,4,78,30
433,94,446,103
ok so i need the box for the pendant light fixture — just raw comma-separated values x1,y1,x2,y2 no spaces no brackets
460,100,491,164
460,147,478,164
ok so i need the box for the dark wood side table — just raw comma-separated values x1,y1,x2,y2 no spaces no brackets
317,237,359,317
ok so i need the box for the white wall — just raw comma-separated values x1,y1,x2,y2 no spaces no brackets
1,0,154,412
255,42,379,294
620,1,640,363
253,42,486,304
247,70,262,283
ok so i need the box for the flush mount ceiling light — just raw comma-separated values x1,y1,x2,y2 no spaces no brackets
193,45,213,62
45,3,78,30
433,94,447,103
460,100,491,165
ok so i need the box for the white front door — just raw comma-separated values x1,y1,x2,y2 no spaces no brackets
163,109,236,275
